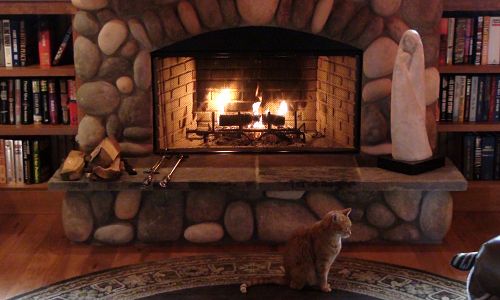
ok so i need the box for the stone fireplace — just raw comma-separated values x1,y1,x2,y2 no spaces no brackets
60,0,467,245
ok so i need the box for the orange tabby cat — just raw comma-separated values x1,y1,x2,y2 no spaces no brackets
240,208,352,293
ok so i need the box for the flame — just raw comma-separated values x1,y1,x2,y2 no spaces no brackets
252,101,261,115
215,88,231,114
277,100,288,116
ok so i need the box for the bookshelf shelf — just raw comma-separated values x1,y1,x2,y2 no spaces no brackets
438,65,500,74
467,180,500,189
0,1,76,15
444,0,500,12
437,122,500,132
0,182,48,190
0,124,78,136
0,65,75,77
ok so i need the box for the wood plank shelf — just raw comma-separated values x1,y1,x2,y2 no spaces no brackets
0,65,75,77
0,124,78,136
467,181,500,189
0,1,76,15
0,182,48,190
438,65,500,74
437,122,500,132
444,0,500,12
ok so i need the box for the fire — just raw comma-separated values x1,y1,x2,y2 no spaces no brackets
252,101,261,115
277,100,288,116
215,88,231,114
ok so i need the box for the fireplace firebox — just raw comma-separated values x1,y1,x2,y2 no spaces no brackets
152,27,362,153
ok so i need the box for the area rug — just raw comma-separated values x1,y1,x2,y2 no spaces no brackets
12,254,466,300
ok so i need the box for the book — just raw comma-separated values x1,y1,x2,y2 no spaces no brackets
52,25,72,66
464,76,472,122
13,140,23,183
463,134,475,180
453,75,466,122
4,139,15,183
32,80,42,124
19,18,33,67
439,18,448,65
463,18,473,64
48,79,59,124
453,18,467,64
495,135,500,180
490,77,498,121
446,18,455,65
59,79,69,124
482,16,490,65
40,79,50,124
480,135,495,180
488,16,500,64
68,79,78,126
21,79,32,124
439,75,448,121
469,76,479,122
494,76,500,121
475,16,484,66
32,137,51,184
0,139,6,184
482,77,491,122
14,79,21,124
0,80,7,124
446,76,455,121
10,19,20,67
2,19,13,67
7,79,14,124
22,139,32,184
0,21,4,67
473,135,482,180
476,77,485,122
37,18,51,68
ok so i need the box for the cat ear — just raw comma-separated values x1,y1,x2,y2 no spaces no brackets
342,208,352,216
332,214,338,222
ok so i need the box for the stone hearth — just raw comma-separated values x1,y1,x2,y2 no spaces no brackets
61,0,464,245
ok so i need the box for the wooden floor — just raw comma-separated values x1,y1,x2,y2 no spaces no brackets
0,212,498,299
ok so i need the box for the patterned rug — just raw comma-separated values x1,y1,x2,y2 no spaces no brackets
12,254,466,300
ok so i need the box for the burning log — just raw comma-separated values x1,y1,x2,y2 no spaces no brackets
262,113,285,126
219,113,258,127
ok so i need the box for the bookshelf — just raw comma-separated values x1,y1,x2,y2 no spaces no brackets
0,1,76,15
0,124,77,135
0,65,75,77
0,182,48,190
438,65,500,74
437,122,500,132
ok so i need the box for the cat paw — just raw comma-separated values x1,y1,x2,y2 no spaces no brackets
320,283,332,292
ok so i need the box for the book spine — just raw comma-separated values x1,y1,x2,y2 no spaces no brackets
32,80,42,124
0,80,7,124
439,75,448,121
480,135,495,180
453,18,466,64
469,76,479,122
10,19,20,67
446,18,455,65
22,139,32,184
2,19,12,68
490,76,498,121
21,79,33,124
7,79,14,124
59,79,69,124
52,25,72,66
488,17,500,65
37,18,51,68
0,21,4,67
476,77,485,121
482,16,490,65
463,134,474,180
19,19,26,67
14,79,21,124
483,77,491,122
48,79,59,124
473,135,482,180
446,76,455,121
439,18,448,66
495,76,500,121
40,79,50,124
0,139,5,184
67,79,78,126
4,140,14,183
495,135,500,180
32,139,40,184
475,16,484,66
463,18,472,64
453,75,466,122
464,76,472,122
13,140,23,183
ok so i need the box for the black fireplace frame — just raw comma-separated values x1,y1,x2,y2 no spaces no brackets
151,26,363,154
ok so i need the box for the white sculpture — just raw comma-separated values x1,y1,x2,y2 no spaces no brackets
391,30,432,161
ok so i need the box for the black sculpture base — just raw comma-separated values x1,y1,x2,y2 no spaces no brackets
377,155,445,175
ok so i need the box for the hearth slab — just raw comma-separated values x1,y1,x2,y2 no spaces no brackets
48,154,467,191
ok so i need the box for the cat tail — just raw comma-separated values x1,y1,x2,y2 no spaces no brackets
240,276,288,293
451,252,478,271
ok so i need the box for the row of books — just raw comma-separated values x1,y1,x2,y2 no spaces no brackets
439,16,500,65
462,134,500,180
0,17,72,67
0,78,78,125
0,136,75,184
438,75,500,122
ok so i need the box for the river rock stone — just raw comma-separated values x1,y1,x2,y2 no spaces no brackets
94,223,134,244
106,114,122,139
118,93,150,126
355,16,384,49
400,0,442,30
184,222,224,243
115,190,142,220
237,0,279,25
74,36,101,81
72,0,108,10
74,11,99,37
386,16,410,43
143,11,164,46
134,51,152,90
292,0,316,29
342,6,373,43
98,57,131,82
76,115,105,151
311,0,334,33
336,188,382,206
384,190,422,222
422,33,440,67
256,200,317,242
177,1,202,35
366,202,396,229
120,40,139,59
361,103,388,145
424,67,441,103
420,191,453,241
128,19,153,50
98,19,128,55
371,0,401,17
77,81,120,116
119,143,153,157
89,191,114,226
62,192,93,242
362,78,392,103
224,201,254,242
218,0,240,26
363,37,399,78
383,223,421,241
186,190,227,223
193,0,223,29
96,8,116,24
361,143,392,156
350,207,365,222
347,223,379,242
326,0,363,38
305,191,344,218
265,191,305,200
116,76,134,94
160,6,187,41
426,104,437,151
123,127,152,141
276,0,293,26
137,191,184,242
